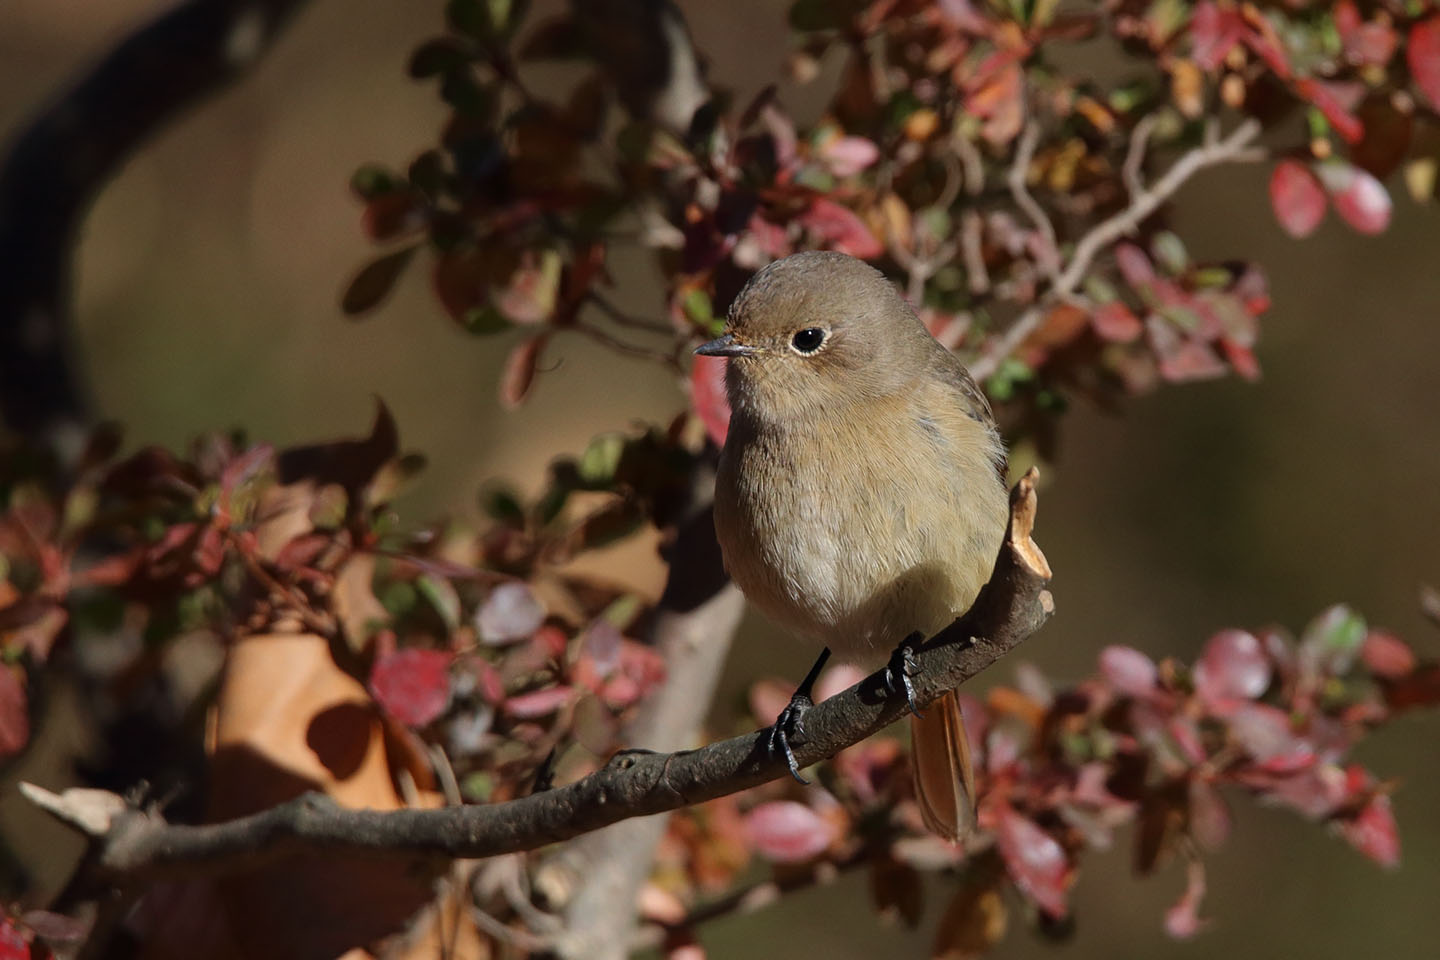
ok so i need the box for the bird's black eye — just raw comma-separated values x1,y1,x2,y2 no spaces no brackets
791,327,826,354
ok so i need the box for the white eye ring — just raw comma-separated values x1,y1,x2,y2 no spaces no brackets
790,327,826,354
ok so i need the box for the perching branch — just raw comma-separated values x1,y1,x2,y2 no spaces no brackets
23,471,1051,892
969,118,1265,383
0,0,314,438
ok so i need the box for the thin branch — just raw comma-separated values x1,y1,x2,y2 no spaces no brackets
1006,121,1058,279
961,209,990,296
585,292,675,335
0,0,315,438
969,119,1265,383
572,320,683,370
1055,118,1264,296
1123,113,1162,199
24,471,1052,894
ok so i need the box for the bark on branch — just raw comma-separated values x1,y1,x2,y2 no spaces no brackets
22,470,1052,889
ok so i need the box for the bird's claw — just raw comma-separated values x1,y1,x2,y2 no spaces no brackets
767,646,831,785
769,693,813,784
883,631,925,718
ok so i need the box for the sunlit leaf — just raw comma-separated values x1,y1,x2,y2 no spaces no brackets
995,805,1069,917
476,582,545,645
743,800,835,862
1315,162,1392,235
1100,645,1158,697
370,648,453,727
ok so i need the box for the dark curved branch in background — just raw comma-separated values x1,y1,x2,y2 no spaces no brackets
0,0,314,439
22,471,1052,891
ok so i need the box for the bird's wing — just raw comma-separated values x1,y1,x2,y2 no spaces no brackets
924,345,1007,479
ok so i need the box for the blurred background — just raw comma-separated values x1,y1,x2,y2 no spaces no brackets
1,1,1437,957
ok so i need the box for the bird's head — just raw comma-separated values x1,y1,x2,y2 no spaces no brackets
695,251,932,423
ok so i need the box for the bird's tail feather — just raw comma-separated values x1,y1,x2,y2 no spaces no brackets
910,690,977,841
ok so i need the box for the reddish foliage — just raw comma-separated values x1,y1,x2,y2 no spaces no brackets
743,800,836,863
1269,161,1327,238
689,356,731,447
1409,17,1440,111
369,648,454,727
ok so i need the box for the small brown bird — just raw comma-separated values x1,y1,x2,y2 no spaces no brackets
697,250,1009,839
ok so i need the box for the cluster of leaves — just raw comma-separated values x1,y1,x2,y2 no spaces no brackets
642,606,1439,956
345,0,1438,452
0,408,700,798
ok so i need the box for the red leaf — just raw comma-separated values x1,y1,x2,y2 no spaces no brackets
1163,860,1209,939
1227,703,1315,770
1091,301,1143,342
1187,778,1231,851
1335,0,1397,67
797,199,883,258
1100,645,1158,697
503,685,575,718
0,665,29,758
1316,162,1392,234
1190,1,1245,70
362,192,426,242
1148,317,1227,382
1295,78,1366,144
1194,629,1271,707
369,648,453,727
689,356,731,447
1219,339,1261,381
1114,243,1156,290
995,805,1070,918
964,57,1025,146
1408,17,1440,112
743,800,835,862
499,334,548,409
1268,161,1327,238
0,919,31,960
1361,630,1416,679
1342,795,1400,868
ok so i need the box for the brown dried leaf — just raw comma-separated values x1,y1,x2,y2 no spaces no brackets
932,875,1007,959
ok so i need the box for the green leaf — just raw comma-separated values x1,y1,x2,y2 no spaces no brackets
986,357,1034,402
462,306,512,335
350,164,401,199
578,433,625,487
417,573,462,630
1157,304,1202,332
1303,605,1367,672
598,593,643,629
1191,267,1232,289
1083,275,1119,303
463,771,495,801
682,289,720,333
480,484,525,524
1150,231,1188,275
342,246,419,316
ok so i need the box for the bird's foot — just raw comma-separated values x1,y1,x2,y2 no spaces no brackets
883,631,926,718
769,647,831,784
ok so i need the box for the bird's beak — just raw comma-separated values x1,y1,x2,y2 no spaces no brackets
694,333,757,358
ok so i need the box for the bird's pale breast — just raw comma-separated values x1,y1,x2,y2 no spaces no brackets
714,387,1006,660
